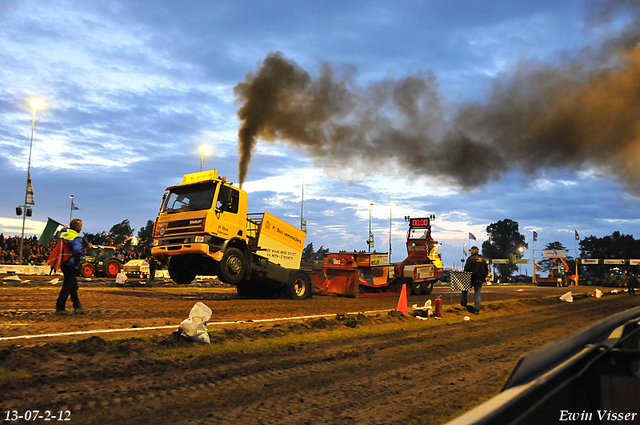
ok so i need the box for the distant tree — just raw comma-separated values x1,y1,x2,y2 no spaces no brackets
314,245,329,260
303,242,315,261
482,219,527,277
302,243,330,261
580,232,640,276
83,231,108,246
109,219,133,246
137,220,155,248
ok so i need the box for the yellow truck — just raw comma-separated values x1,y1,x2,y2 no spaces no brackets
151,170,311,299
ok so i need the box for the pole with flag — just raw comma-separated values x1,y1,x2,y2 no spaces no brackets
18,100,42,265
70,195,81,222
532,231,538,284
575,230,579,286
468,232,476,256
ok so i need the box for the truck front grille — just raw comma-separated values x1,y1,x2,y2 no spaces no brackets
164,218,205,236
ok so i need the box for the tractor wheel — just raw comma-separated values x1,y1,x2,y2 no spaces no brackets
218,248,247,285
168,257,197,284
288,271,312,300
104,259,121,278
80,263,95,277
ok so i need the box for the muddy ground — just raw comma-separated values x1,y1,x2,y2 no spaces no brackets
1,277,639,424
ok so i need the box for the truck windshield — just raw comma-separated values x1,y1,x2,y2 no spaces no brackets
162,182,217,213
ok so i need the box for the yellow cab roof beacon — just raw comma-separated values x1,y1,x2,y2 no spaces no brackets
151,169,311,299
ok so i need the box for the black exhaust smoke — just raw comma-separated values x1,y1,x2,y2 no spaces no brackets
234,1,640,194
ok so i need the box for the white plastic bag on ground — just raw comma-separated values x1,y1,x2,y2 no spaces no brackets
412,299,433,318
115,272,127,285
592,289,603,298
179,302,212,343
559,292,573,303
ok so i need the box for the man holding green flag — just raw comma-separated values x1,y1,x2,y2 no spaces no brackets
54,218,84,315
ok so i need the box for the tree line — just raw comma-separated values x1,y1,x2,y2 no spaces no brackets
481,219,639,278
82,219,155,251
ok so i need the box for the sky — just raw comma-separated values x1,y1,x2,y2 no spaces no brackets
1,0,639,273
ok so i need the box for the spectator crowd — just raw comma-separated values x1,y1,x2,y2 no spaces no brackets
0,234,150,266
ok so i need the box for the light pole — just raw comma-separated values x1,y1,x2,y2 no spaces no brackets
300,174,305,232
70,195,75,222
18,98,44,265
200,144,211,171
389,202,393,261
368,203,374,252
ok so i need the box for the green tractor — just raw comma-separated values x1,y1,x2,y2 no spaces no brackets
79,245,122,278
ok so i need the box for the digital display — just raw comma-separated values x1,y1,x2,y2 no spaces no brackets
410,218,430,228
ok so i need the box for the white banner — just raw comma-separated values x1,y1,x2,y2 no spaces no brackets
581,259,599,265
542,249,567,258
603,259,625,265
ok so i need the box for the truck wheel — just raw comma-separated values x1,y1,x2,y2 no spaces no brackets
80,263,95,277
288,271,311,300
218,248,247,285
104,259,121,278
169,257,197,284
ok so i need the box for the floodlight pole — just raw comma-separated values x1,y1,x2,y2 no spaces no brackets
18,104,38,265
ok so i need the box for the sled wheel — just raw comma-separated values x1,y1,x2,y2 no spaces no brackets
409,281,424,295
421,281,435,295
288,271,311,300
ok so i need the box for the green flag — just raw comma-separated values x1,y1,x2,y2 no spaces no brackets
39,217,63,246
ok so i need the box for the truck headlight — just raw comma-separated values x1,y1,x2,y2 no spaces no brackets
195,236,205,243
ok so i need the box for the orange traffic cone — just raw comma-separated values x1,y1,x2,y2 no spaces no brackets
396,284,408,316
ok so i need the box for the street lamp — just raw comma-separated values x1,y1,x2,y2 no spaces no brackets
18,98,44,265
389,202,394,261
368,203,374,253
200,144,211,171
518,246,525,275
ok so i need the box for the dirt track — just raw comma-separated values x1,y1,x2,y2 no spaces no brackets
1,278,639,424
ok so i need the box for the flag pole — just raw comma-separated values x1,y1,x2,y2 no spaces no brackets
18,104,39,265
575,231,579,286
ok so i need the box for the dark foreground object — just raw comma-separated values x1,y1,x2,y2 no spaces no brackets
448,305,640,425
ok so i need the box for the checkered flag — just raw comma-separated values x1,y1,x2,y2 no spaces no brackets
450,271,473,291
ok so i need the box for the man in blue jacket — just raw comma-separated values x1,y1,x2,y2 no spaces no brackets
55,218,84,314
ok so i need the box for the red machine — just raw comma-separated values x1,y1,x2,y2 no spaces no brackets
309,216,443,297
